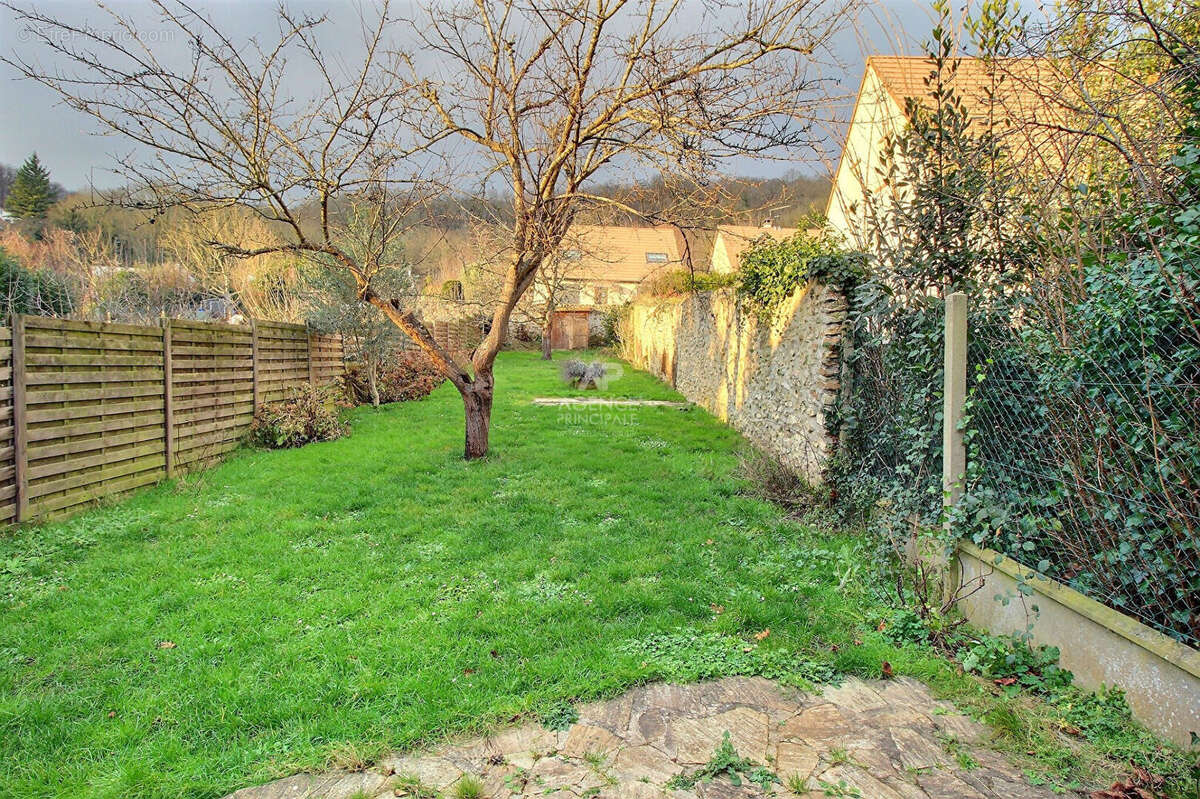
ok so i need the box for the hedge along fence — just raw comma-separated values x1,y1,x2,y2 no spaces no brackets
4,315,344,524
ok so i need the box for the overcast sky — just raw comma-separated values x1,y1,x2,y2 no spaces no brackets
0,0,936,192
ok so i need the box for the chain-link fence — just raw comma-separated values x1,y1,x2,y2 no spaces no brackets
961,283,1200,648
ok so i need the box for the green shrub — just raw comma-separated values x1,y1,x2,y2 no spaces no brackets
736,231,859,319
246,385,348,449
957,634,1073,697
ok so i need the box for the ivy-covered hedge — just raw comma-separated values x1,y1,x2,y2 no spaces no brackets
830,87,1200,646
643,231,864,322
957,167,1200,646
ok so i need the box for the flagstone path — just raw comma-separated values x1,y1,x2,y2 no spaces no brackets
225,676,1081,799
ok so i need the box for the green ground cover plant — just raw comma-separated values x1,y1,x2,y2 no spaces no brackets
0,352,1190,798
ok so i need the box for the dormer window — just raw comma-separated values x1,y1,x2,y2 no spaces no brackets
645,252,669,263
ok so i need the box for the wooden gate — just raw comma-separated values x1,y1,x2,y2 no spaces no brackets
550,309,591,350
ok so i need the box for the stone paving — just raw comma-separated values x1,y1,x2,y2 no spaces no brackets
226,676,1080,799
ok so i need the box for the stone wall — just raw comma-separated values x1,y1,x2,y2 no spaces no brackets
625,283,847,483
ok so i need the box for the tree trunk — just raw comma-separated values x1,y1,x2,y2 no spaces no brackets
461,370,494,459
541,319,553,360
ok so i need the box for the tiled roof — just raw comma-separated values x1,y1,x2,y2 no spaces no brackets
867,55,1070,125
562,224,685,284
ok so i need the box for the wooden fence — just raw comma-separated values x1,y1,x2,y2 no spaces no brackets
1,315,344,524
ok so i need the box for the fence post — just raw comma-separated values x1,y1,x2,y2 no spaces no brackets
12,314,27,523
943,292,968,521
250,319,260,410
162,317,174,480
306,323,316,387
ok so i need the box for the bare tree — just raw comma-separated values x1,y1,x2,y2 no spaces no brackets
407,0,851,455
5,0,850,458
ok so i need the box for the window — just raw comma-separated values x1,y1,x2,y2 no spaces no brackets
645,252,669,263
593,286,608,305
562,249,582,261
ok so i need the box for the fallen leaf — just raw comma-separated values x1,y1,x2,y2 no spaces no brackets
876,620,887,632
994,677,1017,686
754,628,770,641
881,661,894,679
852,638,863,646
107,710,116,719
158,641,176,650
710,604,725,615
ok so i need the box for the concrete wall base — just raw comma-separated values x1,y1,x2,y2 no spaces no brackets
954,540,1200,747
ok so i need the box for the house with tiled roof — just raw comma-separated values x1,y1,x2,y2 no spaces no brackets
826,56,1077,248
548,223,686,306
710,222,798,274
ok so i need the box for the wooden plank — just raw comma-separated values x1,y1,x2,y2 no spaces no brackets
254,320,307,332
175,397,254,416
162,318,174,479
168,318,252,334
26,383,163,404
171,357,254,370
28,452,165,501
172,382,253,401
170,343,254,356
175,404,254,426
28,440,164,481
28,425,163,460
12,315,26,523
175,430,245,457
24,334,164,353
171,369,256,385
26,401,164,426
27,412,164,440
24,353,163,367
25,368,164,386
28,468,162,517
23,316,163,338
175,445,239,470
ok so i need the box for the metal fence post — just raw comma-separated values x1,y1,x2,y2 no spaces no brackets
12,314,27,522
943,292,968,521
162,316,174,479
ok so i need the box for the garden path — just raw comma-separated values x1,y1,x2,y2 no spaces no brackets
225,676,1077,799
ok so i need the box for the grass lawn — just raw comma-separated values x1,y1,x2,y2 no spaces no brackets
0,352,1184,798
